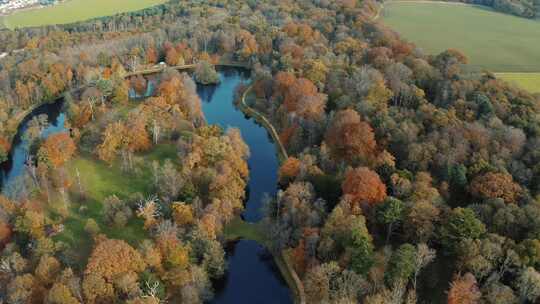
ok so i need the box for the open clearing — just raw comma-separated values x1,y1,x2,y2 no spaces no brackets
3,0,167,29
495,73,540,93
53,144,177,267
383,1,540,72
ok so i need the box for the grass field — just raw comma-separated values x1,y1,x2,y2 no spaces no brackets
383,1,540,72
495,73,540,93
53,143,177,267
2,0,167,29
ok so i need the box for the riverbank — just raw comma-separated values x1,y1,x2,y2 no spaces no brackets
2,64,304,304
233,85,307,304
236,85,288,162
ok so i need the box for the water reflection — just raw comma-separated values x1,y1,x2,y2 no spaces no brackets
1,100,67,193
198,69,292,303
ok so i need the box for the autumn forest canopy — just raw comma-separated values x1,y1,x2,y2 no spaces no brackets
0,0,540,304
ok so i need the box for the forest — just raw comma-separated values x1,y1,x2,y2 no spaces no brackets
0,0,540,303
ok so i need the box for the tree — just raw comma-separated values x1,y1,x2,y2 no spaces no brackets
165,47,184,66
342,167,387,207
172,202,195,227
0,220,12,246
38,133,76,168
194,61,219,85
84,219,100,236
145,47,158,64
97,122,125,164
376,197,404,244
15,210,46,239
112,79,129,104
0,136,11,162
7,274,37,304
518,267,540,303
279,157,301,184
46,283,81,304
412,244,436,289
517,239,540,269
350,221,375,275
403,200,440,243
82,273,114,304
325,109,378,164
470,172,522,204
158,160,183,203
202,240,226,279
304,262,339,303
439,207,486,251
35,255,61,285
385,244,416,286
447,273,481,304
282,78,316,111
85,238,146,281
483,282,518,304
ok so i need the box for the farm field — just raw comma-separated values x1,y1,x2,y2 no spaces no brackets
383,1,540,73
2,0,167,29
495,73,540,93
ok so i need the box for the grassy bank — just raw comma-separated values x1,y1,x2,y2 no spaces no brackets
495,73,540,93
223,217,265,242
3,0,167,29
383,1,540,72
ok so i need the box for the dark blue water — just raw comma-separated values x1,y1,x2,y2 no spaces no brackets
198,68,292,304
198,68,279,222
0,100,67,194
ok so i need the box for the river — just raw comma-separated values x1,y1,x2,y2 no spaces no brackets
0,100,66,194
199,67,292,303
0,68,293,303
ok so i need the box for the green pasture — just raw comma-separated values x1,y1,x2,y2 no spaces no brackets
383,1,540,72
3,0,167,29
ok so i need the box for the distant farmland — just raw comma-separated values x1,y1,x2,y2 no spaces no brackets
2,0,167,29
496,73,540,93
383,1,540,73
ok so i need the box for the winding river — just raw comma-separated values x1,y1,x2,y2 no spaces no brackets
0,100,67,193
0,68,293,303
200,68,292,303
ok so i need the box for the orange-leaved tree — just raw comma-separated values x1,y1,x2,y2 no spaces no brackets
342,167,386,207
38,133,76,168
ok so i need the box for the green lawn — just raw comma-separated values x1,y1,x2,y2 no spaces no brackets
52,143,177,267
223,217,265,243
496,73,540,93
3,0,168,29
383,1,540,72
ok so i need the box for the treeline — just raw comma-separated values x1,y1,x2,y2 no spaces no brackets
444,0,540,18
